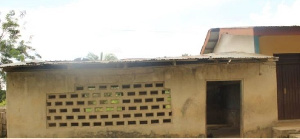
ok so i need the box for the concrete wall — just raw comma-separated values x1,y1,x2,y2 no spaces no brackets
259,35,300,55
6,62,277,137
213,34,255,53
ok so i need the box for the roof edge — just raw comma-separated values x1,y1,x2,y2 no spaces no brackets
0,52,276,71
200,28,220,54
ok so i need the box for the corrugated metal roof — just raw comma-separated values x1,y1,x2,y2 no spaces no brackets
208,25,300,30
0,52,275,68
254,26,300,36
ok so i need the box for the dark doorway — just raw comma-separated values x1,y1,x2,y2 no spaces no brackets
206,81,241,138
275,53,300,120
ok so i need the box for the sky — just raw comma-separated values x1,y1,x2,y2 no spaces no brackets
0,0,300,60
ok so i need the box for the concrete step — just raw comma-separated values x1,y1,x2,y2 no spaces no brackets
272,120,300,138
289,134,300,138
273,127,300,138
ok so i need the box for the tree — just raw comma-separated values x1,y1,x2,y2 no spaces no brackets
84,52,118,61
86,52,99,61
0,10,41,63
0,10,41,103
182,53,191,57
0,90,6,106
104,53,118,61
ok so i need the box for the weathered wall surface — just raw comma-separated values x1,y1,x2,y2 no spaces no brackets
213,34,255,53
6,62,277,137
259,35,300,55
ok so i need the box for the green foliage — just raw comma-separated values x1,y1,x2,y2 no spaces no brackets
104,53,118,61
117,107,122,111
95,107,103,112
0,10,41,64
84,108,92,112
0,100,6,107
0,10,41,105
115,92,123,96
0,90,5,106
0,90,6,103
182,53,191,57
86,52,99,61
106,107,114,111
111,99,119,104
84,52,118,61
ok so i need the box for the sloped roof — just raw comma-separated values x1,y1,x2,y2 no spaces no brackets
0,52,276,71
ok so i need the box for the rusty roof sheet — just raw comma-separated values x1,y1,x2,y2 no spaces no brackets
209,25,300,30
0,52,275,68
254,26,300,35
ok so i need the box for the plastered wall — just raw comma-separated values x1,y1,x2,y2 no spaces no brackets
259,35,300,55
6,62,277,137
213,34,255,53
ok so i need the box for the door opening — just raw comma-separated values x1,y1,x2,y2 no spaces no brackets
206,81,241,138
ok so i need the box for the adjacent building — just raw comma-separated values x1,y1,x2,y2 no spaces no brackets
201,26,300,120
